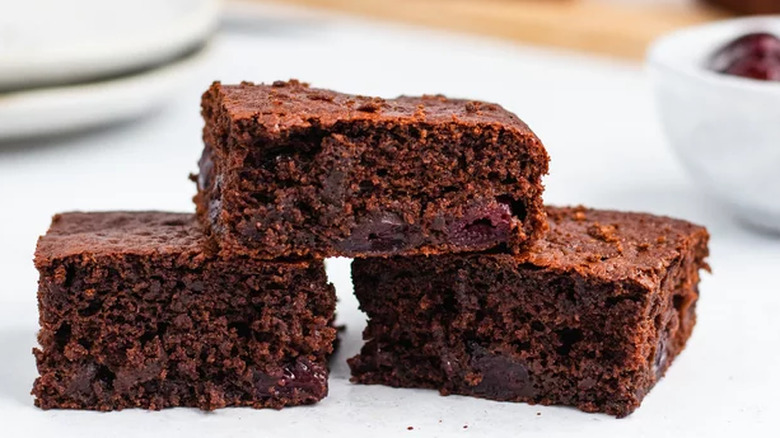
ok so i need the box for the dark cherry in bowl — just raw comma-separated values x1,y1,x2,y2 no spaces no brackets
708,32,780,81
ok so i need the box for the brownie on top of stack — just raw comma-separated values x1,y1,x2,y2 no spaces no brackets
32,80,709,417
195,80,550,259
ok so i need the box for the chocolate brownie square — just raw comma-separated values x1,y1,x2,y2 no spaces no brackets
32,212,336,410
195,80,549,259
349,206,709,417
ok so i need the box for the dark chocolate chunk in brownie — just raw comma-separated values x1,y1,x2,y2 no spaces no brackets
32,212,336,411
349,206,709,417
195,80,549,259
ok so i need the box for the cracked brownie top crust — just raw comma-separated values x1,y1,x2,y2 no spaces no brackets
214,79,539,134
35,211,206,261
520,206,711,285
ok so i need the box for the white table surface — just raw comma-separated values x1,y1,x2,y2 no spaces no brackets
1,3,778,437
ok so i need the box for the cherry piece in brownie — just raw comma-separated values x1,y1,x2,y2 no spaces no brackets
32,212,336,411
195,80,549,259
349,206,709,417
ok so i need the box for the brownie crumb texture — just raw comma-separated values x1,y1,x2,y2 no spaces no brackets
32,212,337,411
195,80,550,259
349,206,709,417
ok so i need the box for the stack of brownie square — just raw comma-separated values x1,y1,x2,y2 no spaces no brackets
32,80,709,417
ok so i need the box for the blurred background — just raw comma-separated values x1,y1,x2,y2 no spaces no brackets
0,0,774,140
0,0,774,142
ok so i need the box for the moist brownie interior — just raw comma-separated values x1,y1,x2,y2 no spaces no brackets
195,80,549,259
32,212,336,410
349,206,709,417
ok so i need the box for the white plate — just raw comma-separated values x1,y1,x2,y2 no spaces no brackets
0,0,219,90
0,47,207,141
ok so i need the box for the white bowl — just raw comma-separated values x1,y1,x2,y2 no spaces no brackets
647,16,780,233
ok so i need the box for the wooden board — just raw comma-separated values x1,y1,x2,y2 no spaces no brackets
265,0,729,59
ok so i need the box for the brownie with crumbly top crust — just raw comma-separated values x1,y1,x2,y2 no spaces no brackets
32,211,336,411
349,206,709,417
194,80,549,259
